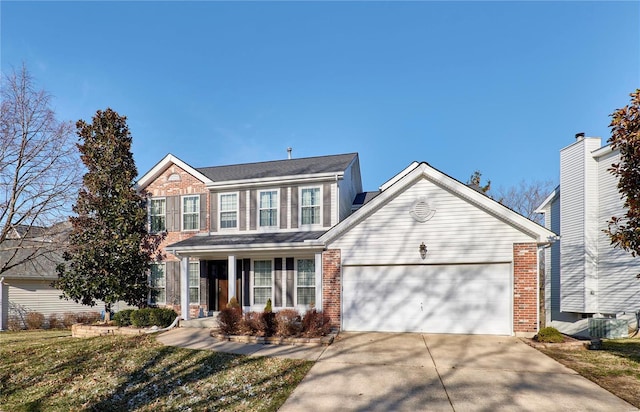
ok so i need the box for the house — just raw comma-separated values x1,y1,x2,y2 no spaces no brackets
140,152,554,336
536,134,640,336
1,222,128,326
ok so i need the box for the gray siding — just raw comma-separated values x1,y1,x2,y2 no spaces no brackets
249,190,257,230
280,187,288,229
338,156,363,221
239,191,247,231
323,183,331,227
210,192,218,232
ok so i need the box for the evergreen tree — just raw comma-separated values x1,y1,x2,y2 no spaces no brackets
55,108,164,320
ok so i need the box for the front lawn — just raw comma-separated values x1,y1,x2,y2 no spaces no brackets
0,330,313,411
539,338,640,408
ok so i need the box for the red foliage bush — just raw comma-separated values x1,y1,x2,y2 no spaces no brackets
26,312,45,330
275,309,302,337
302,309,332,337
218,306,242,335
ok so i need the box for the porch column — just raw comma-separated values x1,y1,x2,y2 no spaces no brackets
228,255,236,303
180,256,190,320
315,252,323,310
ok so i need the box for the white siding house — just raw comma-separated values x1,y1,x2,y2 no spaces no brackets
537,135,640,336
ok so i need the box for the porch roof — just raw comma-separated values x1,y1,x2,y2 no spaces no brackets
166,231,327,255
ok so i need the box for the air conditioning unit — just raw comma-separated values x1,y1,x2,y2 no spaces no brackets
588,318,628,339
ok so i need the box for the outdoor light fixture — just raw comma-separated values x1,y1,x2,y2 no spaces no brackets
419,242,427,259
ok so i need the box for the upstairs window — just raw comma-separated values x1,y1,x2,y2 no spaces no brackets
149,263,166,305
297,259,315,305
220,193,238,229
301,187,321,225
259,190,278,227
182,195,200,231
150,198,166,233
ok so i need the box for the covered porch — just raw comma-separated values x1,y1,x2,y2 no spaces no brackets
167,231,327,321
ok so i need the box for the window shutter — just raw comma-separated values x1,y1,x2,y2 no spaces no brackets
285,257,294,307
274,258,283,307
242,259,251,307
199,193,207,230
280,187,288,229
249,190,257,230
165,261,180,306
239,191,247,231
166,196,181,232
290,189,298,229
210,192,218,232
323,183,331,227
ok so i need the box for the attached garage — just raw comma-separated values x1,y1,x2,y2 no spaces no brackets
319,162,556,337
342,263,511,334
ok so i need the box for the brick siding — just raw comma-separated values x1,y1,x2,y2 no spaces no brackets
322,249,341,329
513,243,538,335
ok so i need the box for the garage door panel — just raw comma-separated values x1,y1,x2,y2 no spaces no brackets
342,264,511,335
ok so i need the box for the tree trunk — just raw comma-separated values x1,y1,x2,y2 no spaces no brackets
104,303,112,323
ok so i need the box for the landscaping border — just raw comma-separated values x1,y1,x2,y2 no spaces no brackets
211,330,337,346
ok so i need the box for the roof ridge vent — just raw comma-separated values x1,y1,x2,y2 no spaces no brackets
287,147,292,159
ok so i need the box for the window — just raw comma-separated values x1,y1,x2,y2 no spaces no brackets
301,187,321,225
150,198,166,232
188,261,200,303
253,260,272,305
219,193,237,229
297,259,315,305
259,190,278,227
182,195,200,231
149,263,166,305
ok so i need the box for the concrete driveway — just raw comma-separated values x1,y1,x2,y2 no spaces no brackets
279,332,637,412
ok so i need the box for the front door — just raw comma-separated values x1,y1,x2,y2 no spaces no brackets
218,278,228,310
208,260,228,311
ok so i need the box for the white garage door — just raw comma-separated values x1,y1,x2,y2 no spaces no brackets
342,263,512,335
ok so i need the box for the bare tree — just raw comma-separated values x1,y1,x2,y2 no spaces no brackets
494,179,556,225
0,64,81,276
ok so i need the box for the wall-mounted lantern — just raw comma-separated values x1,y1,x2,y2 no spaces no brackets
419,242,428,259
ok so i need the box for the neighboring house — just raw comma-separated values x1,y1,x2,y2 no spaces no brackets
139,153,554,336
1,222,130,325
536,134,640,336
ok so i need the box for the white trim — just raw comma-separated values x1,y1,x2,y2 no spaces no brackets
534,186,559,214
257,188,280,229
251,259,274,308
299,185,323,229
321,162,556,244
228,255,236,303
218,192,239,231
181,195,200,232
138,153,213,189
180,257,189,320
379,161,419,191
149,197,167,233
315,252,323,310
206,172,344,190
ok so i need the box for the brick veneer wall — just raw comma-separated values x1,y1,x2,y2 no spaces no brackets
513,243,538,336
144,163,209,315
322,249,341,329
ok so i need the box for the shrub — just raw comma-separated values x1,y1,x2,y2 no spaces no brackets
48,313,61,329
262,311,276,337
25,312,45,330
8,316,24,331
535,327,565,343
239,311,266,336
113,309,135,327
149,308,178,327
76,311,101,324
218,306,242,335
131,308,152,327
275,309,302,337
264,298,272,313
62,312,77,328
228,296,240,309
302,309,332,337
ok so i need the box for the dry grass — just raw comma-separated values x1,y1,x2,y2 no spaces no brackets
0,330,313,411
540,338,640,408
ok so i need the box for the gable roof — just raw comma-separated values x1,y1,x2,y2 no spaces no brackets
320,162,556,244
196,153,358,182
138,153,359,190
137,154,213,189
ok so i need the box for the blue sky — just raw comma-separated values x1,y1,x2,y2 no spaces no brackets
2,1,639,192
